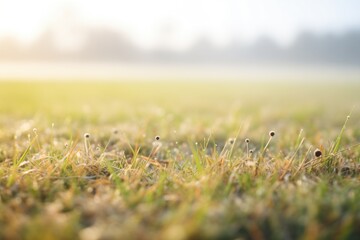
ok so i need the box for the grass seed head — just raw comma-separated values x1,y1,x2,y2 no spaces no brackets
314,149,322,158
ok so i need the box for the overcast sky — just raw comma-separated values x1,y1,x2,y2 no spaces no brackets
1,0,360,51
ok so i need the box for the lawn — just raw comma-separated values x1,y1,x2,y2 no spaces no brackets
0,81,359,240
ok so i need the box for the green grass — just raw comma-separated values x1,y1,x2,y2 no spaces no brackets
0,81,359,240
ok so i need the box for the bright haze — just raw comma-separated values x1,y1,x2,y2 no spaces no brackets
0,0,360,80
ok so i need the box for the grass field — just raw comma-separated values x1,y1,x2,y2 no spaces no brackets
0,81,359,240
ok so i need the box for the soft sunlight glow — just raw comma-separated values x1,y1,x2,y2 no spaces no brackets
1,0,360,50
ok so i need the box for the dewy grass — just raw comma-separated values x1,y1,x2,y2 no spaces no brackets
332,115,350,154
0,82,359,240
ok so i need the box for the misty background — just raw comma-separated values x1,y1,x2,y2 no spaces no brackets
1,28,360,65
0,0,360,80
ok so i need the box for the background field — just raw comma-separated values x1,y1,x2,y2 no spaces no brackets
0,81,360,240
